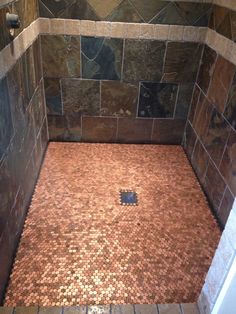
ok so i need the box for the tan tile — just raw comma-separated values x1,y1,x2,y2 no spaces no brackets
87,0,123,19
126,23,140,38
168,25,184,41
111,305,134,314
63,306,87,314
110,22,127,38
139,24,154,39
96,21,111,37
64,20,80,36
158,304,182,314
0,307,14,314
181,303,199,314
38,18,50,34
134,304,158,314
80,20,96,36
155,24,169,40
50,19,65,34
15,307,38,314
39,307,62,314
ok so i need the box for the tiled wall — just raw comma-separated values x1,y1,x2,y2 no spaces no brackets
42,32,202,143
38,0,212,26
183,43,236,229
0,0,38,51
0,33,48,302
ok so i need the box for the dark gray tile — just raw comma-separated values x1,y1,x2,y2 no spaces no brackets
101,81,138,117
81,36,123,80
134,304,158,314
111,305,134,314
188,85,201,124
152,2,187,25
183,122,197,158
163,42,203,83
107,0,142,23
123,39,166,82
192,140,209,184
129,0,166,23
138,82,178,118
224,71,236,130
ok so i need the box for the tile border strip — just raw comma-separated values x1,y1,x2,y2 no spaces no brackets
1,17,236,80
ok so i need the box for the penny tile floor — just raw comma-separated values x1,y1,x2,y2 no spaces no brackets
5,143,221,306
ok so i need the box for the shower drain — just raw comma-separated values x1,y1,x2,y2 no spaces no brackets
119,190,138,206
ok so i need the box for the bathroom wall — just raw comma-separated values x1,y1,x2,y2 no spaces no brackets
38,0,212,26
41,21,204,143
0,1,47,302
183,2,236,229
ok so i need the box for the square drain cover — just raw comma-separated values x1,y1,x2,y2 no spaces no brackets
120,190,138,206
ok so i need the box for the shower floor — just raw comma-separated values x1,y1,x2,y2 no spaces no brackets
5,143,220,307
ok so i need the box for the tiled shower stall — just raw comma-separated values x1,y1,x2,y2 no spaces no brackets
0,0,236,312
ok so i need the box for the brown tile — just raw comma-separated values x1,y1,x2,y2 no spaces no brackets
197,46,217,95
82,117,117,142
183,122,197,158
61,79,100,116
192,140,209,185
41,35,80,78
188,85,200,124
117,118,153,143
204,109,231,166
152,119,185,144
4,143,220,306
217,187,234,227
158,304,181,314
181,303,199,314
220,129,236,195
207,56,235,114
204,161,226,211
101,81,138,117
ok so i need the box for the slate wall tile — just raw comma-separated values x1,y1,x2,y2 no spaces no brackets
117,118,153,143
44,78,63,116
152,119,185,144
81,36,123,80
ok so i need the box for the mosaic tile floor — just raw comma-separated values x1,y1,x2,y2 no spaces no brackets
5,143,221,307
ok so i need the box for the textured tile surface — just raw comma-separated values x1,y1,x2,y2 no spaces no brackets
5,143,220,306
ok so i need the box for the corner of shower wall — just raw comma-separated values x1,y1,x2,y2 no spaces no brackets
0,0,48,303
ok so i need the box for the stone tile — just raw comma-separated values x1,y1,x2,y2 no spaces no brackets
188,85,201,124
134,304,158,314
87,0,122,19
204,161,226,211
111,304,134,314
129,0,166,23
181,303,199,314
176,3,211,27
44,78,63,116
183,122,197,158
175,84,194,119
61,79,100,116
82,116,117,142
87,305,110,314
197,45,217,95
15,307,38,314
152,119,185,144
39,307,62,314
192,92,213,141
138,82,178,118
158,304,181,314
204,109,231,166
163,42,203,83
220,129,236,195
48,114,82,142
224,71,236,130
218,187,234,227
39,0,70,18
0,78,13,162
80,20,96,36
192,140,209,185
110,22,127,38
41,35,80,78
210,5,232,40
0,308,13,314
123,39,166,82
101,81,138,117
117,117,153,143
151,2,187,25
225,209,236,250
63,306,87,314
81,36,123,80
107,0,142,23
207,55,235,114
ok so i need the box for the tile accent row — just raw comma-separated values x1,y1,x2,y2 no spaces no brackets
0,303,200,314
